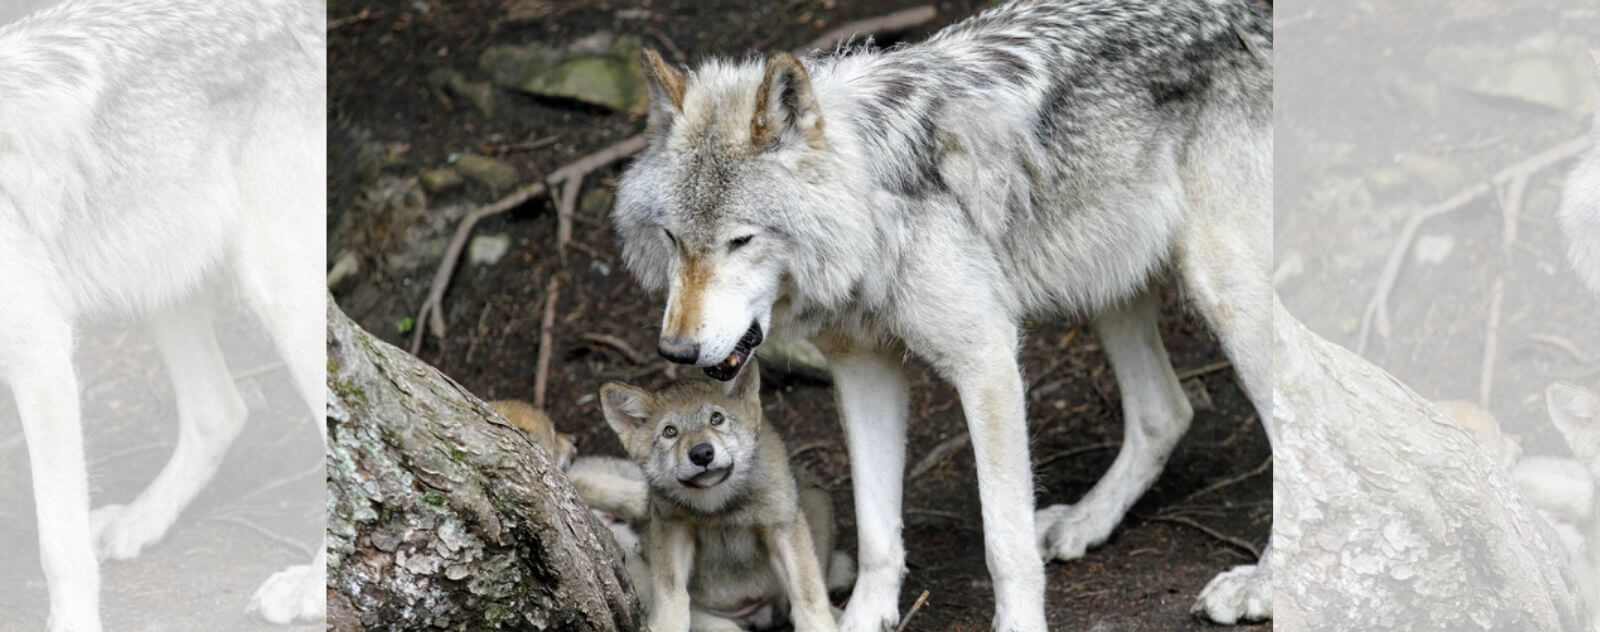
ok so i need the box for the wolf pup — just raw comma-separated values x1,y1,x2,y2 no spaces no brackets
613,0,1273,627
489,399,577,469
599,362,838,632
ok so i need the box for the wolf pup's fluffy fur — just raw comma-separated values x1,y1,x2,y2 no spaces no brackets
613,0,1273,627
599,363,839,632
488,399,577,469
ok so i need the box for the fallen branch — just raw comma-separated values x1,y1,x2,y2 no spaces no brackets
803,5,937,53
1176,359,1233,381
908,431,969,480
533,277,561,411
1355,137,1590,355
205,515,314,559
1177,455,1272,506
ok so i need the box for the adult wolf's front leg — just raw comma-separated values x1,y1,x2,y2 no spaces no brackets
826,348,910,632
947,335,1048,632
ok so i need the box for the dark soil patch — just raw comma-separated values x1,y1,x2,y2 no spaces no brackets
328,0,1272,628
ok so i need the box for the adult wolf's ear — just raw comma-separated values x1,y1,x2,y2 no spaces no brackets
752,52,824,150
600,382,655,439
1547,382,1600,461
723,359,761,404
640,48,686,133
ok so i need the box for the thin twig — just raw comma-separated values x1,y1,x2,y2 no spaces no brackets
205,515,313,559
1148,515,1260,558
533,277,561,410
803,6,937,53
1478,275,1506,409
1354,137,1590,355
908,432,969,480
1177,455,1272,506
1033,441,1119,472
1176,360,1233,381
894,590,932,632
556,174,582,264
580,333,648,364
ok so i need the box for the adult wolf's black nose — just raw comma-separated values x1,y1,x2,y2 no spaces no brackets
658,337,700,364
688,442,715,467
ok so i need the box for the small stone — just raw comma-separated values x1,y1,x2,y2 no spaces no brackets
1414,234,1455,265
469,233,512,266
420,167,463,193
480,33,646,112
327,251,361,291
454,154,519,191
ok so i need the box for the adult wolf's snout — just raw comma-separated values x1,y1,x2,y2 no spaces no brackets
658,337,700,364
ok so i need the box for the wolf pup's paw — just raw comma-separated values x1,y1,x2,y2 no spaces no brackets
1034,503,1114,562
249,558,326,624
90,503,170,561
1191,563,1271,624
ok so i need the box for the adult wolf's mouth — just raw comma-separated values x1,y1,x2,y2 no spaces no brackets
703,321,764,381
679,466,732,488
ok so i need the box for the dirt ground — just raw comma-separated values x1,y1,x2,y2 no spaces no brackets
0,315,324,632
328,0,1271,629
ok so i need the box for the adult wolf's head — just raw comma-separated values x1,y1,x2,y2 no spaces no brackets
614,49,863,380
599,363,764,513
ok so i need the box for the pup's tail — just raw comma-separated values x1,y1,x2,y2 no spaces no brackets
566,456,649,523
826,551,856,593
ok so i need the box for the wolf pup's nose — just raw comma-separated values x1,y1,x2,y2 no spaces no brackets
688,442,715,467
658,337,700,364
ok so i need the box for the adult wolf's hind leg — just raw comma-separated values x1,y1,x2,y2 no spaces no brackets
1036,286,1193,562
1176,103,1274,624
91,295,247,561
1,256,101,631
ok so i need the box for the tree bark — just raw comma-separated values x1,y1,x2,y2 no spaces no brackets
1274,296,1587,630
325,298,640,631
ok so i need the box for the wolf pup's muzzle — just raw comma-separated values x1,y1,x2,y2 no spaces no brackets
701,322,764,381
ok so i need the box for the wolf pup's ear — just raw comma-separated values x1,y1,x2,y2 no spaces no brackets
1547,382,1600,461
640,48,686,133
723,359,761,404
600,382,655,438
752,52,824,150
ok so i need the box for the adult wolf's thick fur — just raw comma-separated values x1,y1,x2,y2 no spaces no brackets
0,1,325,629
613,0,1273,628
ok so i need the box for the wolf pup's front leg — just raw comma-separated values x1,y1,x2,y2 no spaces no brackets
764,515,837,631
646,518,696,632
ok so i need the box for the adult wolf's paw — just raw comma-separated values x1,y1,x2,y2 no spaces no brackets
1192,563,1271,624
90,503,169,561
839,578,899,632
1034,503,1114,562
249,556,326,624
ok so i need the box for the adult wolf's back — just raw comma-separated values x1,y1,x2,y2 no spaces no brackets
613,0,1272,628
0,0,325,629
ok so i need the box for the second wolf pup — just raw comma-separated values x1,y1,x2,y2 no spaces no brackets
599,362,837,632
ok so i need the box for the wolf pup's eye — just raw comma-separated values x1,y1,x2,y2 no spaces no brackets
710,411,724,426
662,425,678,439
728,235,753,252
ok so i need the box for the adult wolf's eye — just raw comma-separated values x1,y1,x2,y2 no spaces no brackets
710,411,724,426
662,425,678,439
663,228,678,245
728,235,754,252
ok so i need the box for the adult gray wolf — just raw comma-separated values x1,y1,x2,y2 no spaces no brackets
611,0,1273,628
598,363,846,631
0,0,325,629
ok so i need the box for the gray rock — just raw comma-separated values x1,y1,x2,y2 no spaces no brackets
480,33,646,113
453,154,519,191
468,234,512,266
426,68,495,118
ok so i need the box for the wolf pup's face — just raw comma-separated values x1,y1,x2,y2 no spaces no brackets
600,362,764,507
614,49,847,381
